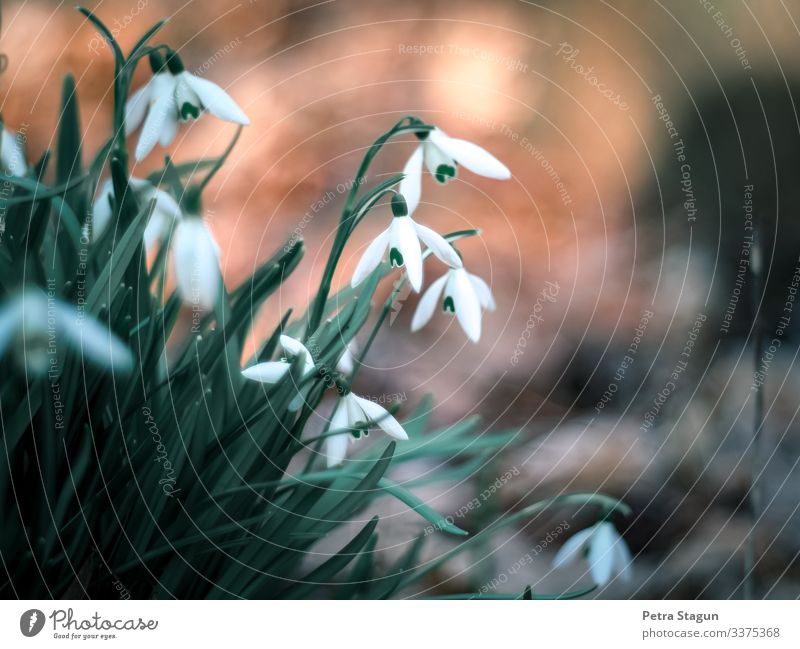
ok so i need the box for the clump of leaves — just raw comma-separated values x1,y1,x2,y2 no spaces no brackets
0,8,627,599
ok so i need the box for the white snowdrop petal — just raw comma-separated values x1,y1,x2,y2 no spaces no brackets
351,228,390,287
552,527,593,569
184,74,250,125
429,129,510,180
173,220,221,311
279,335,315,373
410,273,448,332
143,211,168,252
157,110,179,147
1,128,27,176
350,394,408,440
124,83,150,135
136,96,173,161
392,217,423,292
175,75,203,121
91,179,115,240
56,301,133,371
398,145,424,215
614,532,634,582
413,222,462,268
468,273,496,311
451,268,483,342
588,524,617,586
0,295,26,359
325,433,350,468
422,136,457,184
336,346,354,375
241,362,290,383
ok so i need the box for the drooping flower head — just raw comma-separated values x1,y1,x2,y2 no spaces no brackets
91,176,182,249
172,214,222,311
126,50,249,161
325,391,408,467
242,335,316,384
552,521,632,586
399,126,511,214
0,289,133,375
411,262,495,343
1,126,27,176
351,193,462,293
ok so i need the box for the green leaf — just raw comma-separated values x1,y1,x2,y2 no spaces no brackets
55,73,84,215
277,516,379,599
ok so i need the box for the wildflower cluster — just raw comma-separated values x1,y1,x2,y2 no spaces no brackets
0,7,630,599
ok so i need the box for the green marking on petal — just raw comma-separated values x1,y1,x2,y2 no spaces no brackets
389,248,404,267
180,102,201,120
434,164,456,184
443,296,456,313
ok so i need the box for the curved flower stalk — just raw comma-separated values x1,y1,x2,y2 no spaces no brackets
399,126,511,214
326,392,408,467
411,264,495,343
172,214,222,311
351,193,462,292
0,289,132,375
92,176,182,248
552,521,633,586
1,127,27,176
126,50,249,161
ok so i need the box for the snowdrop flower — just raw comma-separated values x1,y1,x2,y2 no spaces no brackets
399,126,511,214
126,50,249,161
0,289,132,375
1,127,27,176
172,215,222,311
351,193,462,293
552,521,632,586
92,177,182,249
325,392,408,467
242,335,315,384
411,265,495,343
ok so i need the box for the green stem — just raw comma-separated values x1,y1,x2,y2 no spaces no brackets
304,118,432,337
